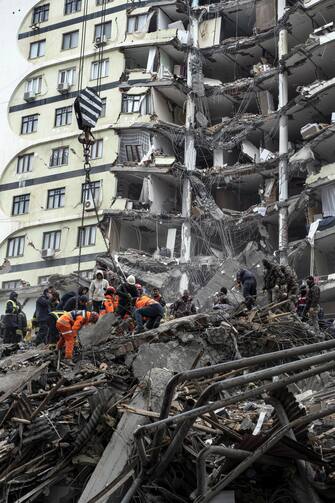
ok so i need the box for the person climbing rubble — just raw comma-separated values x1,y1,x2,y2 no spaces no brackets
213,287,233,314
115,275,138,319
47,310,65,348
100,287,119,316
170,290,196,318
35,288,52,345
262,259,285,304
280,264,299,310
152,287,166,308
63,294,89,312
3,291,24,343
236,269,257,310
134,286,164,334
89,270,109,312
56,310,99,362
304,276,321,334
296,285,307,318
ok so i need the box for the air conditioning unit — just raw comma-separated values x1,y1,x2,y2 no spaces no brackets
24,91,37,102
57,82,71,94
84,199,96,211
41,248,55,259
95,35,107,47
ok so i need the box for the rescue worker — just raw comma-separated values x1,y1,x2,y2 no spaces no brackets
296,285,307,318
213,287,233,314
134,287,164,333
35,288,52,345
49,287,60,311
152,287,166,308
47,310,64,348
170,290,196,318
262,259,285,304
280,264,299,310
56,310,99,361
3,292,22,343
115,275,138,319
89,270,109,312
63,294,88,312
236,269,257,310
100,287,119,316
304,276,321,334
56,290,76,309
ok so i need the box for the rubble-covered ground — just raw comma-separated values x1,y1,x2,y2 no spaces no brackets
1,303,335,503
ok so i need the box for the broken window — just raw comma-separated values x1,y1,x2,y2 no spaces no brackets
121,94,151,114
119,130,150,163
127,14,148,33
125,145,142,162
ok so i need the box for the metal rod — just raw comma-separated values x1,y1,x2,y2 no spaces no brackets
148,339,335,462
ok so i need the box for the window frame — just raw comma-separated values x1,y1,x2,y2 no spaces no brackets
50,146,69,167
29,39,46,59
7,236,25,258
17,153,34,174
2,280,21,290
54,106,72,127
94,21,112,40
64,0,82,15
32,4,49,24
58,67,76,86
91,139,103,160
47,187,65,209
62,30,79,50
12,194,30,216
21,114,38,134
90,59,109,80
125,145,142,162
81,180,101,203
127,14,148,34
25,76,42,95
42,230,61,251
77,225,97,247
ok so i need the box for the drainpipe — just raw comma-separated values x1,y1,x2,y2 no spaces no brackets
179,0,199,292
278,0,289,265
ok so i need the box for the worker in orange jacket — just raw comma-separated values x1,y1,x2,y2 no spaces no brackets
134,287,164,333
56,310,99,360
100,287,119,317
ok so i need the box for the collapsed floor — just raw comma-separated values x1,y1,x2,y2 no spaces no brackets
1,304,335,503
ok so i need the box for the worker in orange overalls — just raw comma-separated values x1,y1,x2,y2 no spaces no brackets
56,310,99,360
134,287,164,334
100,287,119,317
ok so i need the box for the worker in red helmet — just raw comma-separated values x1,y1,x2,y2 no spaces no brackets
56,310,99,361
100,287,119,316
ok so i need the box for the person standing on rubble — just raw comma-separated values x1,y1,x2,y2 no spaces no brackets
280,264,299,311
47,310,65,348
304,276,321,334
89,270,109,313
152,287,166,308
63,294,89,312
134,286,164,333
115,275,138,319
170,290,196,318
236,269,257,310
56,310,99,362
3,292,23,343
296,285,307,318
262,259,285,304
213,287,233,314
35,288,52,345
100,287,119,316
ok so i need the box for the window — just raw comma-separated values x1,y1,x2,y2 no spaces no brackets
17,154,33,174
91,139,103,160
127,15,148,33
2,280,21,290
58,67,76,86
64,0,81,14
125,145,142,162
55,106,72,126
121,94,151,114
47,188,65,209
29,40,45,58
62,30,79,50
7,236,25,258
78,225,96,247
100,97,106,117
97,0,112,4
38,275,50,285
94,21,112,40
50,147,69,167
26,76,42,95
32,4,49,24
12,194,30,215
21,114,38,134
42,230,61,250
90,59,109,80
79,269,94,280
81,181,101,203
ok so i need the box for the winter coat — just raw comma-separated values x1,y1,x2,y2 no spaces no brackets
171,297,196,318
35,290,51,322
89,270,109,302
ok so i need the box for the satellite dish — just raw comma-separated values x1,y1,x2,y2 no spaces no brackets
196,111,208,127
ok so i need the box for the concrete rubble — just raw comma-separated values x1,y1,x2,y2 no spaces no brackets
1,298,335,503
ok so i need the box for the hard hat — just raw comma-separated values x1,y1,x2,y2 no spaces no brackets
89,311,99,323
126,275,136,285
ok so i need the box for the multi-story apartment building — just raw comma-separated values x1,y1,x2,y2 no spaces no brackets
2,0,335,314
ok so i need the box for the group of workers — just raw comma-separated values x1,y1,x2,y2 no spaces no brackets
1,269,198,364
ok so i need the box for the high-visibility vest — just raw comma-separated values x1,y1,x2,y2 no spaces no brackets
135,295,158,309
49,311,65,320
7,299,18,314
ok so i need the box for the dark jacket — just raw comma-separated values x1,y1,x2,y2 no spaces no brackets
56,291,76,309
3,293,21,329
171,297,196,318
153,294,166,307
306,284,320,310
35,289,51,322
237,269,256,285
263,264,284,290
63,295,87,311
116,283,138,308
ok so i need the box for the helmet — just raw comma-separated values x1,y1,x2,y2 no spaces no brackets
89,311,99,323
126,275,136,285
106,287,116,295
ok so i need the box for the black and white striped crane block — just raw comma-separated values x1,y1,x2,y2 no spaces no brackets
74,87,103,131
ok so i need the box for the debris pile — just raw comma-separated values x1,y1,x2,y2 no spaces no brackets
1,307,335,502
